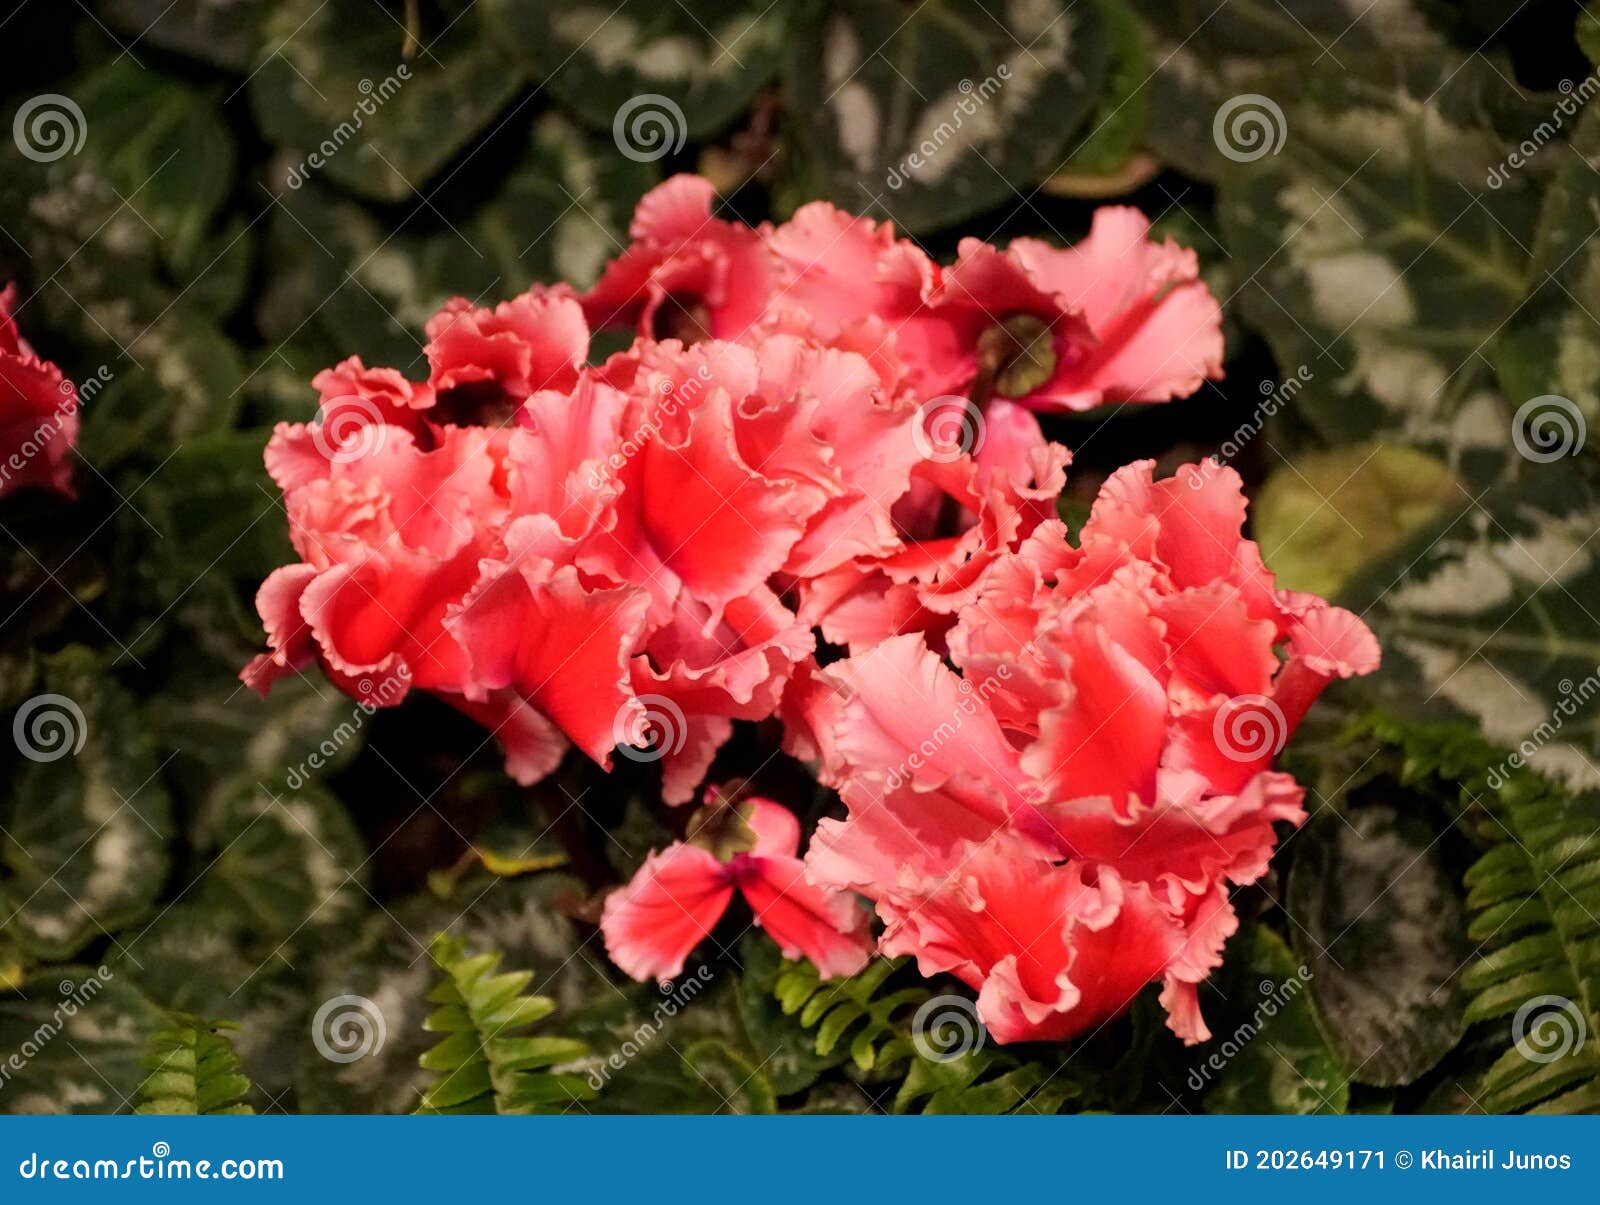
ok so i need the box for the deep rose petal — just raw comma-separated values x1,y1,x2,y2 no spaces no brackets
447,558,651,767
738,852,872,978
1010,208,1223,408
600,843,733,981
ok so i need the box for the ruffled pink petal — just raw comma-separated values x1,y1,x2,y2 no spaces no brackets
424,291,589,418
737,852,872,978
446,557,651,767
1010,208,1223,408
601,843,734,981
240,563,320,695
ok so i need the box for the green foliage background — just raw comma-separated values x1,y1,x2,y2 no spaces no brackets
0,0,1597,1115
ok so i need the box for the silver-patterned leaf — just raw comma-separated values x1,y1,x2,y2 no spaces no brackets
782,0,1110,235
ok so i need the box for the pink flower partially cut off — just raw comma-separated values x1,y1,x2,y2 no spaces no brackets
0,283,78,500
601,793,872,981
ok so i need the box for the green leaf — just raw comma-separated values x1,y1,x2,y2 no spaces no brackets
0,967,165,1114
1496,105,1600,457
1288,806,1470,1086
1254,444,1460,598
73,59,235,274
148,650,356,807
1336,464,1600,796
1,648,173,960
415,932,593,1114
260,116,651,365
1581,3,1600,69
1202,927,1348,1114
679,1038,777,1114
251,0,525,203
1460,776,1600,1112
736,933,848,1095
485,0,791,140
99,0,271,72
296,874,609,1113
184,776,369,944
135,1014,255,1115
114,903,308,1111
780,0,1110,235
1216,57,1545,478
1051,0,1149,178
1139,0,1450,182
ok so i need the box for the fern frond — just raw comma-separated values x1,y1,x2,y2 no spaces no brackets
769,954,1081,1113
135,1014,254,1115
772,956,925,1073
1358,712,1600,1113
1461,775,1600,1113
415,932,595,1115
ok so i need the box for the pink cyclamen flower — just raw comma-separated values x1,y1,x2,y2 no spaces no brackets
0,283,78,499
792,461,1378,1045
601,792,872,981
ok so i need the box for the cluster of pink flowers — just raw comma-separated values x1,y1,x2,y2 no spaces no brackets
245,175,1376,1045
0,284,78,500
